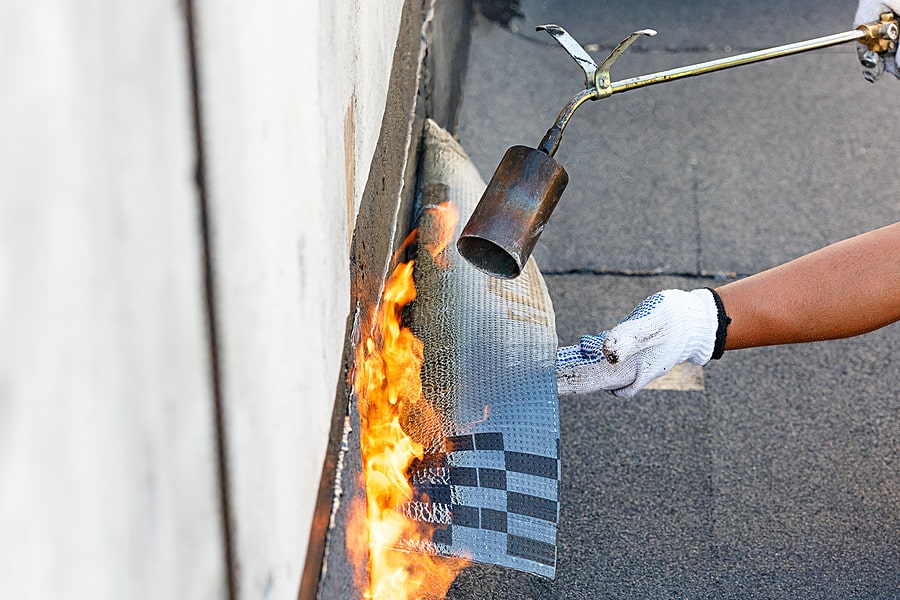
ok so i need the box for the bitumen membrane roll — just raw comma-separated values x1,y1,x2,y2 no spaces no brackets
401,119,561,579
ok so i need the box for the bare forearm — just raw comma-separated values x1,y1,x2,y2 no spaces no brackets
717,222,900,350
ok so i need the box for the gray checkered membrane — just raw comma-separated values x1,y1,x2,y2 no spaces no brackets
399,119,560,579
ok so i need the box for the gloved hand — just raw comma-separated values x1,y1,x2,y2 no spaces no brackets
854,1,900,81
556,289,725,398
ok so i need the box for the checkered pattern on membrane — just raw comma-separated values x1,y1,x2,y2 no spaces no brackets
400,119,560,579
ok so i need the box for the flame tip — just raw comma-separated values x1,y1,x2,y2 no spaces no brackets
351,199,468,599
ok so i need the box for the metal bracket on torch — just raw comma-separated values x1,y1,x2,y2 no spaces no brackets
536,12,900,157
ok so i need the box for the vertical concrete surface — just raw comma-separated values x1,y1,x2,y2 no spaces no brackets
0,0,440,596
0,1,226,598
194,1,403,597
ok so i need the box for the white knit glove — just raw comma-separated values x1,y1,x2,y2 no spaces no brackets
855,1,900,81
556,289,723,398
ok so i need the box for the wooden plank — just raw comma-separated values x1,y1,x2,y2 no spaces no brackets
643,363,706,391
0,1,226,598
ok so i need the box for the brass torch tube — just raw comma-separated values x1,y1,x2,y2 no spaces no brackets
611,29,866,94
540,29,866,156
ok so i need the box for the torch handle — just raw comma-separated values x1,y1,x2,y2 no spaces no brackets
611,29,865,95
539,13,899,157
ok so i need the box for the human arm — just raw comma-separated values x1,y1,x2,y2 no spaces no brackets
719,221,900,349
556,222,900,397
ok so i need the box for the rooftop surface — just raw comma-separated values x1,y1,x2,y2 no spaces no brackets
449,1,900,597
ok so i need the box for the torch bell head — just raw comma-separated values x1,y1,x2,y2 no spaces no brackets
457,145,569,279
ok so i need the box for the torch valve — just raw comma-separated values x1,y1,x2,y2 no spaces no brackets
856,11,900,53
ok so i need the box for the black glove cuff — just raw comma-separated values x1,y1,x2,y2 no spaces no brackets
705,287,732,360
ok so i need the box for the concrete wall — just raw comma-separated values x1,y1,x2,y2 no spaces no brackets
0,1,225,598
0,0,406,598
193,1,405,597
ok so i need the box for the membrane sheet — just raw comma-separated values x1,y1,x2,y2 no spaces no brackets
403,119,560,578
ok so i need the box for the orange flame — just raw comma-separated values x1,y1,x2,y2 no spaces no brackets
351,202,468,599
420,203,460,270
